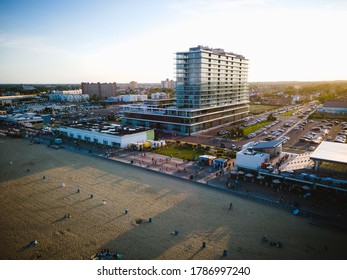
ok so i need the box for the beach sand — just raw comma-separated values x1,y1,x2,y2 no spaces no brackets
0,138,346,260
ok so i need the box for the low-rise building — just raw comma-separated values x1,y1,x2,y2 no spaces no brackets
107,94,147,103
252,138,286,158
198,155,216,166
316,100,347,114
151,92,170,99
57,122,154,148
236,142,270,170
48,90,89,102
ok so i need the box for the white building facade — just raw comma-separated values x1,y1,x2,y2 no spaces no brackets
235,142,270,170
48,90,89,102
58,126,154,148
107,94,148,103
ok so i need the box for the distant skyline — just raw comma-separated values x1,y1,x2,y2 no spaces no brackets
1,0,346,84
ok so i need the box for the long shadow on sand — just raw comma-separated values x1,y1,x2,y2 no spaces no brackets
71,197,91,205
52,216,69,224
84,203,104,213
58,192,78,200
106,213,127,224
96,196,234,260
17,239,41,253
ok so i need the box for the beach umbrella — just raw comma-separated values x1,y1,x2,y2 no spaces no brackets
257,175,264,180
245,173,253,178
272,179,281,184
267,165,273,169
301,185,310,191
301,173,308,176
309,174,317,178
230,170,237,175
237,171,244,175
285,170,294,174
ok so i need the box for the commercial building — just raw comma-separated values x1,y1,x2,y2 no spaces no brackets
81,82,117,98
58,122,155,148
310,141,347,172
151,92,170,99
107,94,147,103
0,95,36,105
121,46,249,134
252,138,286,157
316,100,347,114
48,90,89,102
236,142,271,170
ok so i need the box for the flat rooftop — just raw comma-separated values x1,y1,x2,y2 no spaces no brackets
64,121,150,136
310,141,347,165
253,138,286,149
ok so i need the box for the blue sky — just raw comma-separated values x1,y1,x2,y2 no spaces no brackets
0,0,346,83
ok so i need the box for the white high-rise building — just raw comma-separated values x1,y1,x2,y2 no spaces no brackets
121,46,249,134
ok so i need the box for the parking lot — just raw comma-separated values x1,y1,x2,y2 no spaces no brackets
163,101,347,156
283,119,346,153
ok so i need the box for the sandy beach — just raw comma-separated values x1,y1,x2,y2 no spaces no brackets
1,138,347,260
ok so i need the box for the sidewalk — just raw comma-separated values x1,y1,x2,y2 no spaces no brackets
100,149,347,227
26,135,347,230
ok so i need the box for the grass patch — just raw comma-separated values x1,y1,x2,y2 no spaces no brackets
243,121,272,135
154,145,208,160
278,109,297,117
249,104,281,114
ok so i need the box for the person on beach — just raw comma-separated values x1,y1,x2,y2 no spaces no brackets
229,202,233,210
28,240,38,248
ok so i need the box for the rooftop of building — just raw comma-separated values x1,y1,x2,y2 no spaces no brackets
62,121,150,136
253,138,287,149
323,100,347,108
177,45,246,60
237,148,269,158
310,141,347,165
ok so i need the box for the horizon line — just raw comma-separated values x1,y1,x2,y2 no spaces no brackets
1,79,347,85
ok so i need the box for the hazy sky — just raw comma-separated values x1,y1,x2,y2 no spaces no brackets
0,0,346,83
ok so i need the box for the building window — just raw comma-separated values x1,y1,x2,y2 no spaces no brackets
112,142,120,148
69,133,74,138
93,138,98,143
103,140,108,145
77,135,81,139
